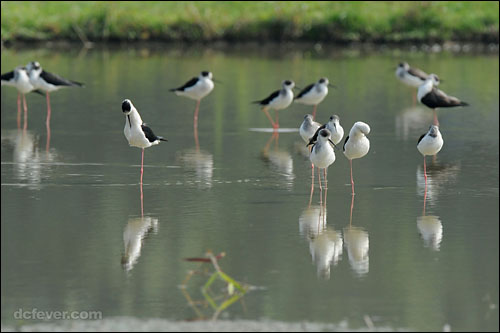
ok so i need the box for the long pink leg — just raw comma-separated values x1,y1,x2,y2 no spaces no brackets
46,92,52,151
323,168,328,222
312,104,317,120
140,148,145,185
17,93,21,129
422,174,428,216
308,168,315,208
350,159,355,195
349,192,355,226
22,94,28,131
140,177,144,217
423,156,427,184
318,167,323,207
194,99,200,131
274,110,279,129
262,107,276,128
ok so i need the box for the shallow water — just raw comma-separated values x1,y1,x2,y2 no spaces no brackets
1,45,499,331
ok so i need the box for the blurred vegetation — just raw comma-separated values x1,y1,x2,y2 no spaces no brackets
1,1,499,44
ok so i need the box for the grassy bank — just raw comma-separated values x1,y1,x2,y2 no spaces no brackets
1,1,499,44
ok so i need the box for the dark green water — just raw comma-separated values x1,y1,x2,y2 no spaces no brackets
1,45,499,331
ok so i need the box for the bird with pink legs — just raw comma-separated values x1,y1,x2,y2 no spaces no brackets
253,80,295,130
417,125,444,185
309,128,337,208
343,121,371,195
1,66,36,130
294,77,335,120
170,71,215,133
122,99,167,187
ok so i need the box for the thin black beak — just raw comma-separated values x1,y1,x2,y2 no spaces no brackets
213,78,223,84
293,86,301,91
328,139,338,149
328,83,337,89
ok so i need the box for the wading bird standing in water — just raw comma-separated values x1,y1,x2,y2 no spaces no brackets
170,71,215,132
417,125,444,184
122,99,167,185
343,121,371,195
417,74,468,126
294,77,334,120
253,80,295,129
1,66,35,129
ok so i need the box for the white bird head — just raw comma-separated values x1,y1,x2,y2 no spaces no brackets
350,121,371,136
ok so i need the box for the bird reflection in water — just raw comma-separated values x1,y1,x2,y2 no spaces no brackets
176,105,214,189
343,195,369,277
121,215,159,272
261,131,295,189
395,106,433,141
416,161,460,208
1,129,58,188
299,191,343,280
416,163,449,251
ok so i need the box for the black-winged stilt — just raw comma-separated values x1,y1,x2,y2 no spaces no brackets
308,114,344,147
253,80,295,129
343,121,371,195
1,66,36,129
417,125,444,183
122,99,167,185
294,78,334,120
418,74,468,126
170,71,215,132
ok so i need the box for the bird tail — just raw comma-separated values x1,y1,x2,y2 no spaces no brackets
460,101,469,106
159,137,168,142
32,89,45,96
169,88,178,92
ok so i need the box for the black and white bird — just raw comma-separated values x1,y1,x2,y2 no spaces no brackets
170,71,215,130
294,78,334,120
310,128,337,192
299,114,321,143
1,66,35,129
418,74,468,126
343,121,371,195
417,125,444,182
308,115,344,147
395,62,435,88
253,80,295,129
122,99,167,184
26,61,84,128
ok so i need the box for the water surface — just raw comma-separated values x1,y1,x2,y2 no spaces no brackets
1,45,499,331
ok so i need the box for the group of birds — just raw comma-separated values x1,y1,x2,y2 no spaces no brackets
2,60,469,192
1,62,83,131
396,61,468,182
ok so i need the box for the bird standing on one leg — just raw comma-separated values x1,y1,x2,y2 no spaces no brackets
253,80,295,129
343,122,371,195
294,77,334,120
122,99,167,185
417,125,444,184
170,71,215,134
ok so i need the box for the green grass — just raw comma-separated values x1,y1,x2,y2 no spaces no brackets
1,1,498,43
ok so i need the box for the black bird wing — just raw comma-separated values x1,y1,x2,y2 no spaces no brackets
1,71,14,82
407,67,428,80
295,83,315,99
170,77,198,92
40,70,84,87
307,124,326,146
253,89,280,105
342,135,349,152
422,87,468,108
417,133,426,145
141,124,167,143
